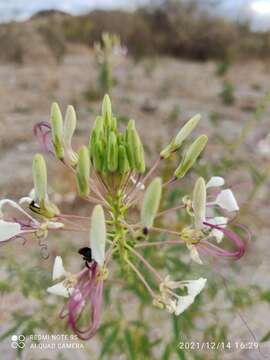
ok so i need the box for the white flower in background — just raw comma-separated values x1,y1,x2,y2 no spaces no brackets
158,276,207,315
47,256,75,298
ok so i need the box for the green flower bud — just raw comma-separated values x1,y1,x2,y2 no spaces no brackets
126,121,145,173
93,116,104,134
160,114,201,159
107,132,118,172
118,145,130,174
32,154,48,204
111,116,117,132
51,102,64,159
192,177,206,229
31,154,60,218
63,105,78,165
141,177,162,228
90,205,106,266
76,146,90,197
174,135,208,179
102,94,112,130
93,140,104,173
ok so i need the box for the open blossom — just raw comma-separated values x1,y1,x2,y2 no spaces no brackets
182,176,246,264
47,205,107,340
154,276,207,315
0,198,63,244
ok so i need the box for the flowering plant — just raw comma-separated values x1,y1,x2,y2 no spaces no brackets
0,95,247,340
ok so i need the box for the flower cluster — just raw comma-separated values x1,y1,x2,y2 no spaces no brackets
0,95,247,340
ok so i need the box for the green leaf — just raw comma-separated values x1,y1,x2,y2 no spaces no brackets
100,325,118,358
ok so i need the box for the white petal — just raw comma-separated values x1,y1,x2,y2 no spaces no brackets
187,244,203,264
207,217,228,243
90,205,106,266
0,199,38,224
215,189,239,212
47,281,73,298
206,176,225,188
19,197,33,206
208,216,228,227
185,278,207,297
52,256,66,280
0,220,21,242
175,295,194,315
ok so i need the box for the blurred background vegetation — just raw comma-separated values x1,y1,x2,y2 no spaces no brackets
0,0,270,359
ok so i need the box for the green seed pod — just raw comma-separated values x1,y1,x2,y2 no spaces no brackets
107,132,118,172
51,102,64,159
63,105,78,166
93,140,104,173
102,94,112,130
141,177,162,228
76,146,90,197
90,205,106,266
160,114,201,159
118,144,130,173
32,154,48,204
174,135,208,179
192,177,206,229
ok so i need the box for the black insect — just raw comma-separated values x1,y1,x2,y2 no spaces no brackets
78,247,93,268
142,227,149,236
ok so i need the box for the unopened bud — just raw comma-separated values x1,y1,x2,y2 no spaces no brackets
174,135,208,178
32,154,48,204
118,145,130,173
102,94,112,129
51,102,64,159
160,114,201,159
76,146,90,197
93,140,104,173
63,105,78,165
107,132,118,172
